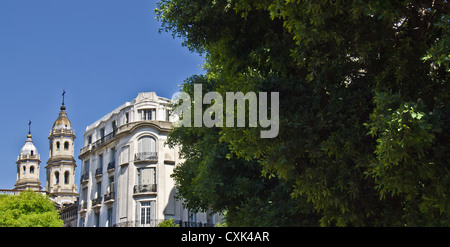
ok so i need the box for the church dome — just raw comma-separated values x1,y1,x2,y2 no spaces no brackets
52,105,72,131
20,134,38,156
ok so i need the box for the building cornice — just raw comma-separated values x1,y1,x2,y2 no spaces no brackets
79,120,172,159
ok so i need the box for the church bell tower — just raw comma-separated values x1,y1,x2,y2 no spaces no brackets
14,121,42,191
46,91,78,205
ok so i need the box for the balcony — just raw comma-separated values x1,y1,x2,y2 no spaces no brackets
92,197,102,210
107,161,116,176
112,219,214,227
134,152,158,163
103,192,115,204
95,167,103,178
133,184,157,196
80,173,89,185
107,161,115,171
78,201,88,214
80,130,116,154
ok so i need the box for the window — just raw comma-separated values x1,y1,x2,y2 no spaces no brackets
88,135,92,144
139,201,156,226
84,159,90,175
107,177,115,194
136,167,156,188
64,171,70,184
96,182,102,198
125,112,129,123
137,136,156,153
30,166,34,174
121,146,129,164
98,154,103,171
112,121,117,132
94,213,100,227
79,217,85,227
100,128,105,140
23,166,26,174
55,171,60,184
64,141,69,150
188,210,197,227
136,136,157,161
138,109,155,121
110,148,116,163
56,141,60,150
30,150,34,156
107,208,113,227
166,109,170,121
82,187,87,205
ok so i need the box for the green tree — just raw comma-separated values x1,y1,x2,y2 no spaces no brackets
0,190,63,227
167,79,319,226
157,0,449,226
156,218,180,227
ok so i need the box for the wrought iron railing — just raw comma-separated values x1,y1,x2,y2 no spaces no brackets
95,167,103,176
92,197,102,207
78,201,88,212
134,152,158,161
112,219,214,227
133,184,157,194
81,130,116,153
81,173,89,182
107,161,116,171
92,131,116,149
103,192,115,202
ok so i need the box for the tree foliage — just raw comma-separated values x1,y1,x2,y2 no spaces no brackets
157,0,449,226
0,190,63,227
156,218,180,227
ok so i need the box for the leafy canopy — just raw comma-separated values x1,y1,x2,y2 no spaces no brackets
0,190,63,227
157,0,449,226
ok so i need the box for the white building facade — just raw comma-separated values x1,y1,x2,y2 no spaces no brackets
77,92,219,227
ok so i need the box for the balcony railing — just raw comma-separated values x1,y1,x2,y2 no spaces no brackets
175,220,215,227
133,184,157,194
80,130,116,154
92,197,102,208
134,152,158,162
92,131,116,149
17,154,40,161
112,219,214,227
81,173,89,183
78,201,88,213
107,161,116,171
95,167,103,177
104,192,115,203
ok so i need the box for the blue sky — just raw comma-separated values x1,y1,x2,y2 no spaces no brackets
0,1,205,189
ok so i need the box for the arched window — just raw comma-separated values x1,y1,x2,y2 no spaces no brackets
64,171,70,184
55,171,60,184
64,141,69,150
136,136,157,160
138,136,156,153
23,166,26,174
30,166,34,174
56,141,60,150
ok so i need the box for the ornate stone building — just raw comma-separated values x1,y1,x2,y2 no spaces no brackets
77,92,220,227
7,93,79,227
